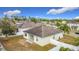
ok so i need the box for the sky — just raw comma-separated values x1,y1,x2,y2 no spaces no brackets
0,7,79,19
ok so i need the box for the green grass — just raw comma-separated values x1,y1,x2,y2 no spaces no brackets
59,35,79,46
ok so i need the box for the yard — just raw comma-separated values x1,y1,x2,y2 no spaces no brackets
0,35,55,51
59,35,79,46
0,35,32,51
31,43,55,51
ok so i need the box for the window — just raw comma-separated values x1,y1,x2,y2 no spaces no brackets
53,35,55,39
30,34,34,40
59,37,60,39
36,38,38,41
25,33,27,36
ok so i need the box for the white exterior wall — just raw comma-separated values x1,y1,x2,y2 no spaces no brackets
52,33,63,40
34,36,51,46
16,28,31,35
67,23,79,26
67,23,79,28
26,33,31,39
24,33,50,46
26,32,63,46
67,23,79,31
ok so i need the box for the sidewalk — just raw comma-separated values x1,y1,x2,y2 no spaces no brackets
49,39,79,51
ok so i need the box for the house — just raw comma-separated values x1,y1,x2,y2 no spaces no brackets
48,23,58,29
42,21,57,29
24,25,64,46
67,21,79,31
16,21,41,35
16,21,36,29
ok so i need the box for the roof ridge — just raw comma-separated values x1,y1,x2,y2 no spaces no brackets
42,25,43,37
24,24,62,37
41,25,46,37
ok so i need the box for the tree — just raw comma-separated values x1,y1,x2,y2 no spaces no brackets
55,20,70,33
1,16,17,37
55,21,61,27
74,19,79,22
30,17,37,23
13,16,21,21
55,19,63,27
58,24,70,33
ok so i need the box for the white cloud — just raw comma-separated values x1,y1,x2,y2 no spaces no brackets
3,10,21,16
74,16,79,19
47,7,78,14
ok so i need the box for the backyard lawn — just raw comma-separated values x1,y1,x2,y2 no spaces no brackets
31,43,55,51
0,35,32,51
0,35,55,51
59,35,79,46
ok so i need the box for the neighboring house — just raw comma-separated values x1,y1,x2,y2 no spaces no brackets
49,23,58,29
67,21,79,31
41,21,48,24
16,21,41,35
43,21,57,29
24,25,64,46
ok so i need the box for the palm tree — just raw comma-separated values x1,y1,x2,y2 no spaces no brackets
55,19,70,33
55,19,63,27
58,24,70,33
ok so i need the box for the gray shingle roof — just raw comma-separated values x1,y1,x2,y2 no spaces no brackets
16,21,42,28
24,25,63,37
16,21,36,28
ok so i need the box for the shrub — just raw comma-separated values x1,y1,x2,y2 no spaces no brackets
59,47,72,51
